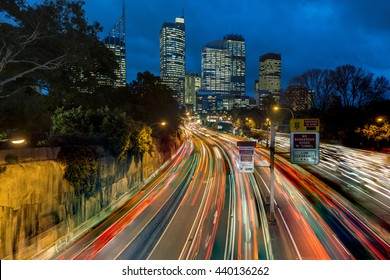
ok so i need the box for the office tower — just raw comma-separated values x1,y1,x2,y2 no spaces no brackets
103,2,126,88
285,85,313,111
160,16,186,105
258,53,281,108
185,73,201,112
259,53,281,94
224,34,246,95
201,40,231,94
201,34,246,95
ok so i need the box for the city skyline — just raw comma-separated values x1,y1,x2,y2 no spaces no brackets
21,0,390,97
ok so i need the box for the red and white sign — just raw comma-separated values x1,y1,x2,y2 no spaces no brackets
293,133,317,149
236,141,256,172
290,132,320,164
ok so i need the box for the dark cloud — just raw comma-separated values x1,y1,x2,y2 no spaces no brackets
23,0,390,95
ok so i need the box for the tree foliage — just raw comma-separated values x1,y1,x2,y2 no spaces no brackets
289,68,335,112
127,71,182,130
51,106,155,160
356,122,390,150
0,0,117,98
57,145,98,198
289,65,390,112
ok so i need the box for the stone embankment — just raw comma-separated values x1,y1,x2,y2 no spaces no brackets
0,146,174,260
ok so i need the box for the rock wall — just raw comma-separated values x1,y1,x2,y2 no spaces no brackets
0,147,171,260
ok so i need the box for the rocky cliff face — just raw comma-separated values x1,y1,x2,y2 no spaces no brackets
0,148,168,260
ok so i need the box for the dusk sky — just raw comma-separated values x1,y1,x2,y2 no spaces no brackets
26,0,390,96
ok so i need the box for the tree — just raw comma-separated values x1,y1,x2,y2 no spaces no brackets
289,68,335,112
331,65,389,108
128,71,181,133
289,65,389,111
0,0,117,98
356,122,390,150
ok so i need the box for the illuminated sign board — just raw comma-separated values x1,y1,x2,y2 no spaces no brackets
236,141,256,172
290,118,320,132
290,132,320,164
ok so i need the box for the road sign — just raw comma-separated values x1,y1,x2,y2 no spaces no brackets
292,133,317,149
290,132,320,164
237,141,256,172
237,141,256,147
290,118,320,132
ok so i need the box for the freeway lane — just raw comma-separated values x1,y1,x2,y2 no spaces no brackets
216,132,337,259
192,126,272,260
276,135,390,227
255,133,390,259
276,156,390,259
148,131,220,259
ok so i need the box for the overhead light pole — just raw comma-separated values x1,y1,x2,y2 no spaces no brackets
268,107,294,222
273,106,295,120
149,122,166,128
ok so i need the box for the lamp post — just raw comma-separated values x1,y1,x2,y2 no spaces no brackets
269,107,294,222
149,122,166,128
273,106,295,120
269,123,275,221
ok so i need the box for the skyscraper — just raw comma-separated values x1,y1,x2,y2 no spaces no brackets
258,53,281,95
201,40,231,94
185,73,201,112
103,2,126,88
224,34,246,96
257,53,281,109
160,16,186,105
201,35,246,95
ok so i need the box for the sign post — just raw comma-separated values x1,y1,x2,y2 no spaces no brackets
289,119,320,165
269,123,275,221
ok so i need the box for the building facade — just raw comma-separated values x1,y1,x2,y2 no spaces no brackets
185,73,201,112
201,34,246,96
224,34,246,96
257,53,281,109
196,92,251,114
285,85,312,111
103,11,126,88
201,40,231,94
160,17,186,105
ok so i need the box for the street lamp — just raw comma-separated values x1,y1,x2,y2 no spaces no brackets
11,139,26,145
376,117,384,123
149,122,166,128
273,106,295,119
261,118,270,130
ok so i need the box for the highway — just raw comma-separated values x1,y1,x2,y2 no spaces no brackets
51,125,390,260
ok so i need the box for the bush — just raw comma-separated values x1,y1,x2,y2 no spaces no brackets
57,145,98,198
5,154,18,164
0,166,6,174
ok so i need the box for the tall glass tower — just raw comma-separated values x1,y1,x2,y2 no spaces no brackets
160,16,186,105
103,1,126,87
224,34,246,96
201,35,246,95
201,40,232,94
259,53,281,95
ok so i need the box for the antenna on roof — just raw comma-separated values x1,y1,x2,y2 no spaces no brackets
182,8,184,18
123,0,126,24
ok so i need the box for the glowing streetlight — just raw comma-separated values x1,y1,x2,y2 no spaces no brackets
149,122,166,128
273,106,295,119
11,138,26,145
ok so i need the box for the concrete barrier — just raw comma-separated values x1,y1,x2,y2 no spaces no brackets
0,147,60,164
